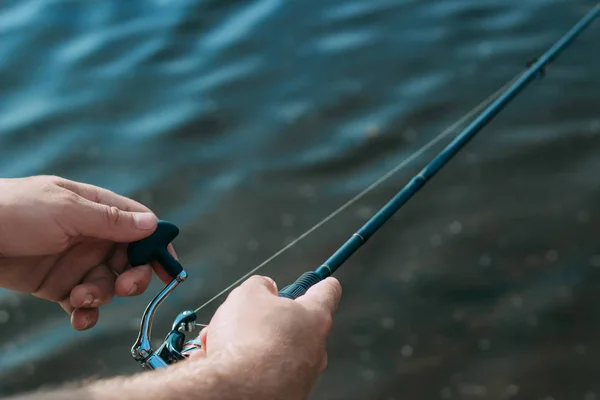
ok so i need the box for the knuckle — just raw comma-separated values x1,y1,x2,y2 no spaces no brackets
39,179,57,194
105,206,121,226
247,275,264,284
40,175,66,189
48,175,65,184
246,275,273,289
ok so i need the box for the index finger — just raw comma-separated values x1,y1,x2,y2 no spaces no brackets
58,179,152,213
295,277,342,315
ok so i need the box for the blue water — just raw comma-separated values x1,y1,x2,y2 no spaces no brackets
1,0,600,398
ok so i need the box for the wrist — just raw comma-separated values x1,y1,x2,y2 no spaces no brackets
205,347,317,400
83,356,261,400
86,359,233,400
7,339,318,400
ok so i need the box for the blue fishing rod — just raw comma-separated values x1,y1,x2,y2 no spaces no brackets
127,4,600,370
278,2,600,299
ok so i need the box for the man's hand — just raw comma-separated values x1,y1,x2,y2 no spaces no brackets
0,175,174,331
5,275,343,400
193,275,343,399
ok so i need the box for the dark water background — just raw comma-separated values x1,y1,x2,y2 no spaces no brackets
1,0,600,399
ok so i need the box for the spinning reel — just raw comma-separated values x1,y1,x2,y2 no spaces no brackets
128,221,201,369
128,220,321,370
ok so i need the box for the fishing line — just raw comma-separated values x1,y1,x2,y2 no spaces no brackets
192,70,525,314
128,4,599,370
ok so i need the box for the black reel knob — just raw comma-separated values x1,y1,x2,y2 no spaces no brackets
128,220,182,278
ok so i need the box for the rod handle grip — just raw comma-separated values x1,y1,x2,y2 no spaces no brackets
278,271,322,299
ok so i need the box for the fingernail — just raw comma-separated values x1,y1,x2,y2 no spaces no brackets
83,294,93,307
83,316,91,330
127,283,138,296
134,213,157,230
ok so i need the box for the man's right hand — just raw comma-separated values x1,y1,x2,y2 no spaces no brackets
193,275,343,399
6,275,343,400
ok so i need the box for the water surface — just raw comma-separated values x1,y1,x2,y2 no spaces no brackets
1,0,600,399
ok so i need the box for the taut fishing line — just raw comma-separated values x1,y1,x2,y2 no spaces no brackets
127,3,599,370
192,71,525,315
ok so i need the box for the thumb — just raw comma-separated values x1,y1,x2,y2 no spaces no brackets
68,196,158,242
296,277,342,315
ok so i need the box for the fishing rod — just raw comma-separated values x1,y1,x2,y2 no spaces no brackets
127,3,600,370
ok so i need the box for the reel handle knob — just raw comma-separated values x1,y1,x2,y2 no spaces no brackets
128,220,182,279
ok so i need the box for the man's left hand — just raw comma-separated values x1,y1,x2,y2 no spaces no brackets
0,175,175,330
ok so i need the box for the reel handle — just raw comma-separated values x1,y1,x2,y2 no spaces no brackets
128,220,182,278
128,220,187,369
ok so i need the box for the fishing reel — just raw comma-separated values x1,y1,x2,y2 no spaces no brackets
128,220,322,370
128,220,202,369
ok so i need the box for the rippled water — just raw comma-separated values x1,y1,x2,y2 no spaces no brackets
1,0,600,398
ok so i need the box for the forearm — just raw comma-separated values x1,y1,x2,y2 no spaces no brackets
3,357,257,400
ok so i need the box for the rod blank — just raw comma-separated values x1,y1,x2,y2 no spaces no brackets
279,3,600,300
